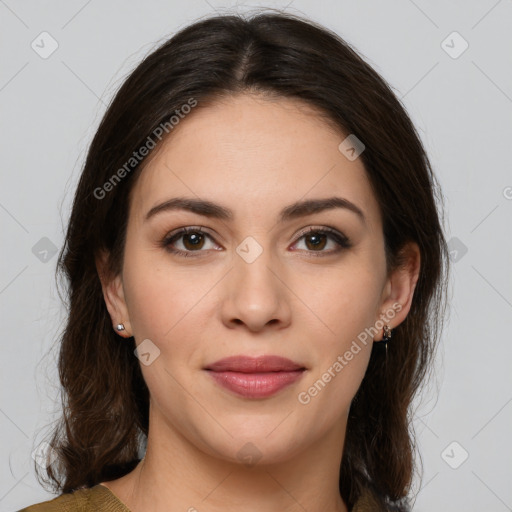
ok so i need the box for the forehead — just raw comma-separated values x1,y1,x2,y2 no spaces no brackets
129,93,382,230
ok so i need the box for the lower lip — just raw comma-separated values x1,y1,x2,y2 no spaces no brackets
206,370,305,398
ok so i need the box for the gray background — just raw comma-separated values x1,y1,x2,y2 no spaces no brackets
1,0,511,511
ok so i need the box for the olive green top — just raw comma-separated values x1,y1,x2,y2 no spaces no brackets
17,483,382,512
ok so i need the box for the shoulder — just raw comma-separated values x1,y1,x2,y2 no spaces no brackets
15,484,129,512
16,487,87,512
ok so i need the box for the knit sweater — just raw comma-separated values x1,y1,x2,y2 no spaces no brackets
17,483,382,512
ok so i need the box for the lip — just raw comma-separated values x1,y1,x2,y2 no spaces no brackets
204,355,306,399
205,355,305,373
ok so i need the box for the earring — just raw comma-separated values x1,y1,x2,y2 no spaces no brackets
374,324,392,359
116,323,125,332
383,324,392,342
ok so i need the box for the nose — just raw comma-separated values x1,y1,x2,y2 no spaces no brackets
220,244,292,333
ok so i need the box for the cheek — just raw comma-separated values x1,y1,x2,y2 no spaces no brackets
290,264,381,396
295,281,376,427
122,247,203,340
121,251,206,408
292,261,383,337
121,251,222,402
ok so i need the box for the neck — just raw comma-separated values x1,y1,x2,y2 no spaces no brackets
106,406,349,512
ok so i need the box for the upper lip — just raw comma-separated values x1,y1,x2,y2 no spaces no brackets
204,355,306,373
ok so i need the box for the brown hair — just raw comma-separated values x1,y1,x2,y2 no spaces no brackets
36,10,450,511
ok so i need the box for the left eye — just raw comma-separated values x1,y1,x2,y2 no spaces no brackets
161,226,351,257
293,228,349,253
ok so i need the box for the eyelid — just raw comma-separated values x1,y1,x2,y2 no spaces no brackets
161,225,352,256
293,225,351,245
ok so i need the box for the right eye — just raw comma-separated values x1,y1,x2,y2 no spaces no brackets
161,227,220,257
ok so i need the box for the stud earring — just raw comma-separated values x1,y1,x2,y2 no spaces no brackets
116,324,125,332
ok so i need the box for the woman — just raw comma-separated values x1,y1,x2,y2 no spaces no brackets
19,9,449,512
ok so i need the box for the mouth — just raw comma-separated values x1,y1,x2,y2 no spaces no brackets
204,355,307,399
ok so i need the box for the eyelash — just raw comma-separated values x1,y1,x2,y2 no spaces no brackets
160,226,352,258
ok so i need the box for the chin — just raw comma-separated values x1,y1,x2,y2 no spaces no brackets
195,421,308,468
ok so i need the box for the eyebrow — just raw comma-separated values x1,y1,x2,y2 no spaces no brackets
144,196,366,224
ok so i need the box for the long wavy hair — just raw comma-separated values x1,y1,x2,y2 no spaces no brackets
35,10,450,511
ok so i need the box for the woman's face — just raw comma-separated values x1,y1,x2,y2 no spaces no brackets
102,93,413,465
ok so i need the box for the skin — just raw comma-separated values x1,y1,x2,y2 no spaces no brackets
96,93,420,512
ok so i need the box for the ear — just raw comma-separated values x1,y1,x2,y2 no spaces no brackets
376,241,421,341
95,249,133,338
